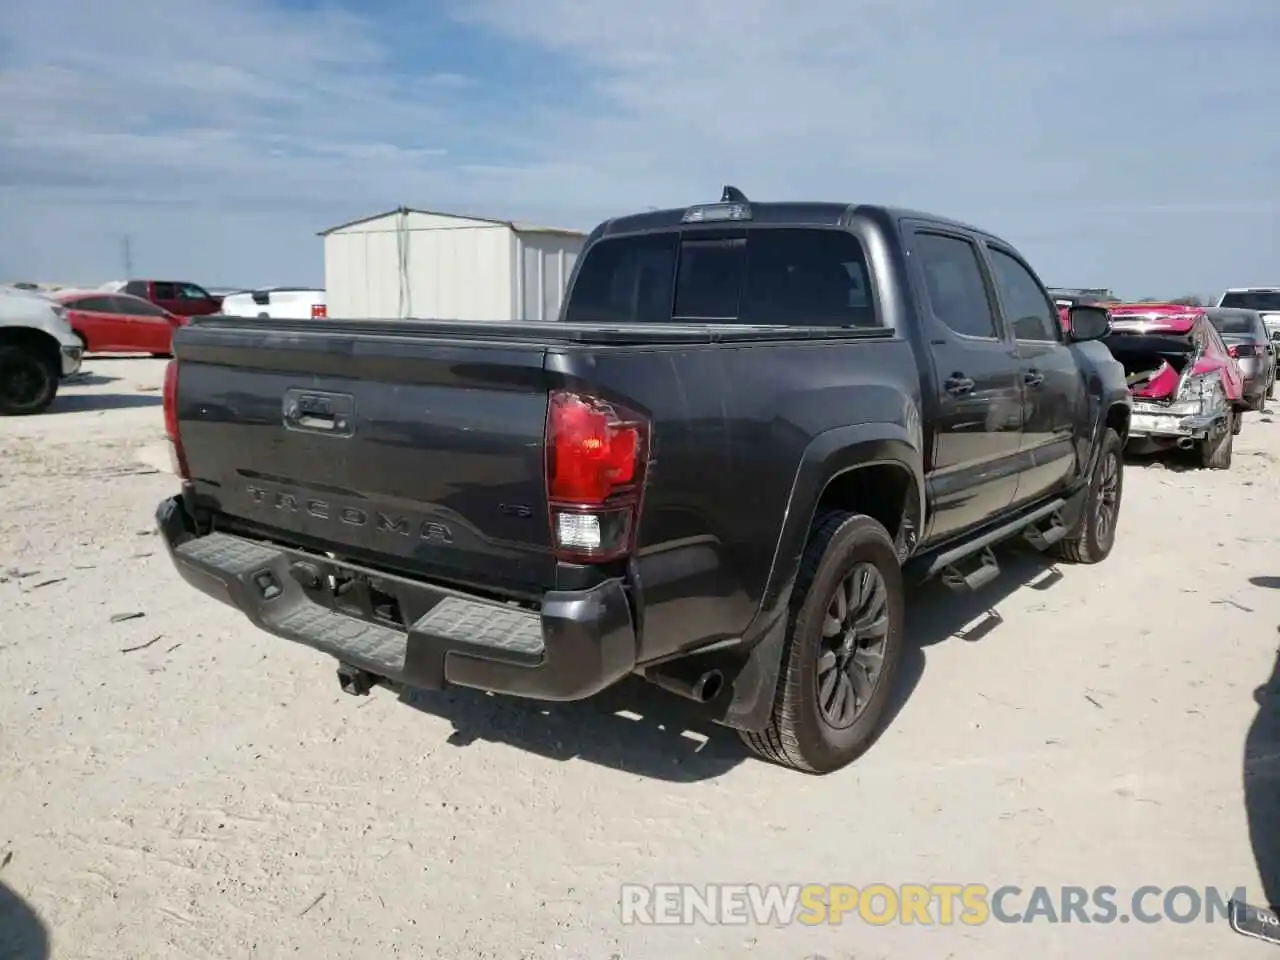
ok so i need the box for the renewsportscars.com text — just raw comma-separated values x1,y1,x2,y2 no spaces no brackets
619,883,1249,926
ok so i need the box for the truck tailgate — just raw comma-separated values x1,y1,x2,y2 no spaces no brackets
172,318,556,595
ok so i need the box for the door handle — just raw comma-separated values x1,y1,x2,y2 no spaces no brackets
944,374,975,395
1024,369,1045,388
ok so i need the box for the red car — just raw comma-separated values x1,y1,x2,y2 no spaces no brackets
56,290,190,357
1103,302,1244,468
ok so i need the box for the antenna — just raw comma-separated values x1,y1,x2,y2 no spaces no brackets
720,185,748,203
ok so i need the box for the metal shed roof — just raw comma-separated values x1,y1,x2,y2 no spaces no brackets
318,206,585,238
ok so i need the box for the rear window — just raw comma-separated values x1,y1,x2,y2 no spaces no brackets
1220,291,1280,311
1208,312,1259,336
564,228,879,327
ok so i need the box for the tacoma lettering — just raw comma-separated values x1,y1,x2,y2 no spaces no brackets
244,485,451,542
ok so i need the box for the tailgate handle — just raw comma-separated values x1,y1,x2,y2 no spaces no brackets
283,389,355,437
300,411,337,429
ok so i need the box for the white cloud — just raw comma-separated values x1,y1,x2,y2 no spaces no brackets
0,0,1276,296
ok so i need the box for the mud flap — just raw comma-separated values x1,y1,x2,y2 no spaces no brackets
712,615,788,733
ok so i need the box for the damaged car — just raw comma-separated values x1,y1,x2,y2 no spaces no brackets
1104,302,1245,469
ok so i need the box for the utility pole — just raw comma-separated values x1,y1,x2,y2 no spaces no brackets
121,235,134,277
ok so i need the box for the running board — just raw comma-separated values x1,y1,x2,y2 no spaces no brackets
941,547,1000,593
922,497,1068,586
1023,510,1069,551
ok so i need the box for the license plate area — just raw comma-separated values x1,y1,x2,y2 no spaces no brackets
289,558,431,631
1129,408,1199,436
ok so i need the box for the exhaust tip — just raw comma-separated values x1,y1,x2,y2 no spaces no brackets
693,670,724,703
644,664,727,703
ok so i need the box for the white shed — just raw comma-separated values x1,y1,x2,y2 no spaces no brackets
319,207,587,322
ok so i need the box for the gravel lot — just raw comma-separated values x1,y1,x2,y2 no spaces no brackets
2,356,1278,959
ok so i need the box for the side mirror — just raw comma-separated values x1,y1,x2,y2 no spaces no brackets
1068,305,1111,342
1270,330,1280,342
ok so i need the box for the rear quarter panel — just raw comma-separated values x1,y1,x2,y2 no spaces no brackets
557,334,922,662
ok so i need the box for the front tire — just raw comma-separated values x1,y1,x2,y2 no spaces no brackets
0,345,58,416
739,512,905,774
1051,427,1124,564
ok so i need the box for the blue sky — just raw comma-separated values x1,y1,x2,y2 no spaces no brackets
0,0,1276,300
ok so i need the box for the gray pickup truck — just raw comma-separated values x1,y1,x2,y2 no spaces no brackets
155,189,1131,773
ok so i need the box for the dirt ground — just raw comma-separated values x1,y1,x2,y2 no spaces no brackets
1,356,1278,959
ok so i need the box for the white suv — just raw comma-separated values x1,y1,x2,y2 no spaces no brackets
0,286,84,415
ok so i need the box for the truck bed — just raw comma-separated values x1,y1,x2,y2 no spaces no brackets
174,315,895,600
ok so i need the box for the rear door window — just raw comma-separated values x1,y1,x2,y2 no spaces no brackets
152,282,177,300
912,232,1001,339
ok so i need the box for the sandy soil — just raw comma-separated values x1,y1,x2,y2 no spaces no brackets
1,356,1278,959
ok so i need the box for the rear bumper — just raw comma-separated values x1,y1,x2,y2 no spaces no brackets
1128,406,1220,441
155,495,638,701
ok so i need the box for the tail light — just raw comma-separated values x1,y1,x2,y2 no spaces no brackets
545,390,650,563
311,304,327,319
162,360,190,480
1229,343,1258,358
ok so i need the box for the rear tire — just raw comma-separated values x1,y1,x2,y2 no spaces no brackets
739,512,905,774
1051,427,1124,564
0,345,58,416
1199,413,1234,469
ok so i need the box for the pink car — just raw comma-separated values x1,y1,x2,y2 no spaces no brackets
1102,303,1245,468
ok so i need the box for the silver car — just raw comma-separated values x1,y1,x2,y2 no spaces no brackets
1206,307,1275,410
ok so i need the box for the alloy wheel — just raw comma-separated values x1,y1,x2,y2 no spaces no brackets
816,562,890,729
1095,451,1120,545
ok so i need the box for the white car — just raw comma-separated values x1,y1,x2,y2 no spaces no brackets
219,287,326,320
0,286,84,415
